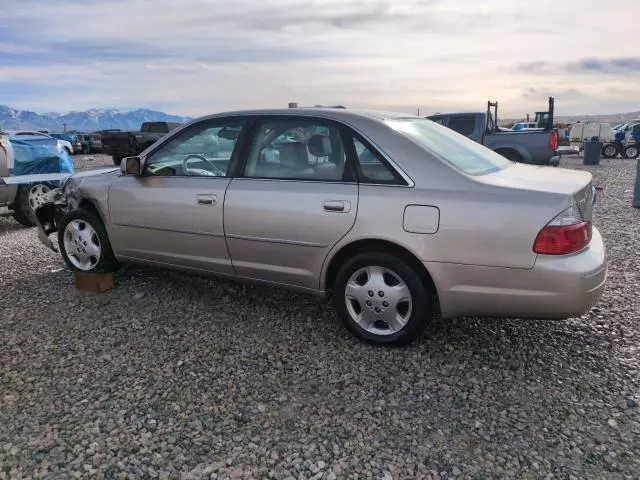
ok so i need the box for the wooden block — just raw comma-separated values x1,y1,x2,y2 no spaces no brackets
74,271,114,293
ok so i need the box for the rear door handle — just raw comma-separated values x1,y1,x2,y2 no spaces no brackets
323,200,350,212
197,194,217,205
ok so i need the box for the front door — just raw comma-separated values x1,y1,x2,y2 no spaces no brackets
224,118,358,290
108,118,247,274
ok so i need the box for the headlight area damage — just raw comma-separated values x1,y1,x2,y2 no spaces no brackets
34,180,80,252
1,167,120,251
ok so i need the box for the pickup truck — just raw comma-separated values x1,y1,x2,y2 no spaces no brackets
428,98,560,166
101,121,181,165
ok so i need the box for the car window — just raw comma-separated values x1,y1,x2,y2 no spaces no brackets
633,125,640,134
244,120,347,181
447,115,475,136
143,120,244,177
352,137,403,185
387,118,513,175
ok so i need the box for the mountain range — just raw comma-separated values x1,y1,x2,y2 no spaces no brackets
0,106,192,132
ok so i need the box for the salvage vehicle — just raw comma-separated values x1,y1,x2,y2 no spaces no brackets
0,133,74,226
50,133,82,154
78,133,102,154
427,97,560,166
12,130,75,156
101,121,181,166
569,122,619,158
621,123,640,159
511,122,540,131
31,109,606,346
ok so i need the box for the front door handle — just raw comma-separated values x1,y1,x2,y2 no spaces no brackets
197,194,217,205
323,200,350,212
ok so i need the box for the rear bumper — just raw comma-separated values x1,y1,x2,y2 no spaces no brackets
427,227,607,319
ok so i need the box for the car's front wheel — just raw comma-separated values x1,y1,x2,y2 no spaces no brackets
58,209,119,273
333,252,433,346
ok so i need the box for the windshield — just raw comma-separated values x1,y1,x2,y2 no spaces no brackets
386,118,513,175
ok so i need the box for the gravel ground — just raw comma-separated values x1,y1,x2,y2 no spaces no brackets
1,155,639,480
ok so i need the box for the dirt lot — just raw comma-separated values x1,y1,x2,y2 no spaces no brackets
1,155,639,479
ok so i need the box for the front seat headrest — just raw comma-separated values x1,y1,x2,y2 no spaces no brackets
308,135,332,157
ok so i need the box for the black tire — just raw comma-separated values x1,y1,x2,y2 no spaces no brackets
10,183,50,227
332,252,433,346
112,154,123,166
623,144,639,160
58,208,119,273
601,143,619,158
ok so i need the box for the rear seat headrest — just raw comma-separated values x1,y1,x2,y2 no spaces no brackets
308,135,332,157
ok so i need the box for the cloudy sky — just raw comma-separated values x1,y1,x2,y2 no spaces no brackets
1,0,638,117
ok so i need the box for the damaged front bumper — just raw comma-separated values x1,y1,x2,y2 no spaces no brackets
34,188,71,252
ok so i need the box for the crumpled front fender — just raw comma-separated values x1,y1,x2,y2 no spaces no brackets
35,202,64,252
34,186,72,252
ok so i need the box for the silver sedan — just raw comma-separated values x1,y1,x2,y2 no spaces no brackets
35,108,607,345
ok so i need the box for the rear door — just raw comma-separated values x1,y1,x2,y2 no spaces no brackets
224,117,358,290
108,118,247,274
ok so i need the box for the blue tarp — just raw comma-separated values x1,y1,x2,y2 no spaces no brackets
8,136,74,177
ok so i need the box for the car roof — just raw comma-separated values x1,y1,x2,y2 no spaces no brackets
195,108,417,123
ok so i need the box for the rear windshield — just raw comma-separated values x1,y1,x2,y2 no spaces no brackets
386,118,513,175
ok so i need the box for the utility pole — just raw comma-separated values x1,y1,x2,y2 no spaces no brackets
63,123,67,132
633,159,640,208
417,108,420,117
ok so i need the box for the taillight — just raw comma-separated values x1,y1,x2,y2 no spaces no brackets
549,131,558,151
533,204,592,255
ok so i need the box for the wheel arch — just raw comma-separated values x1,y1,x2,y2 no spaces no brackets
77,198,107,226
323,238,440,314
493,147,525,162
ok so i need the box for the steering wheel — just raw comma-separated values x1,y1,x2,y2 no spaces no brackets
182,154,225,176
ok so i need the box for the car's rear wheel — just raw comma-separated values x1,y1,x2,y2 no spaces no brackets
623,144,639,159
10,183,51,227
333,252,433,346
58,208,119,273
601,143,619,158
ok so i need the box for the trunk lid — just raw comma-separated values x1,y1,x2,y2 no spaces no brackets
479,163,594,221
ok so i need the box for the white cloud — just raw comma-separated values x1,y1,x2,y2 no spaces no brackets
1,0,639,116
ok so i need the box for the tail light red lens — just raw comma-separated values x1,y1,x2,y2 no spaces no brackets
533,222,592,255
549,131,558,151
534,203,592,255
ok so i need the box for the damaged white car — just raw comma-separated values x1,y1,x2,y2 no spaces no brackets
0,133,75,226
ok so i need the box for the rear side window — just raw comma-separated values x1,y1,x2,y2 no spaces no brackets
351,137,405,185
447,115,475,136
387,118,513,175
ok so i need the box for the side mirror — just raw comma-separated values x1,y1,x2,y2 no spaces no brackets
121,156,142,175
